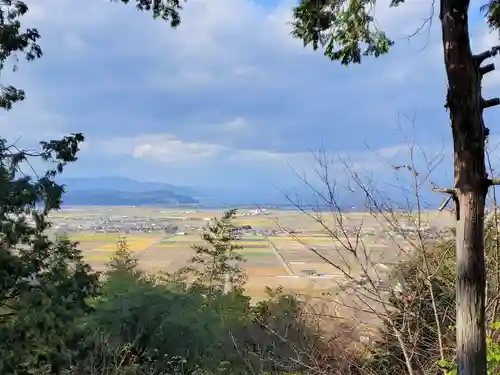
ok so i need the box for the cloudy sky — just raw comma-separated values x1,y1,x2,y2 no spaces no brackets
4,0,500,193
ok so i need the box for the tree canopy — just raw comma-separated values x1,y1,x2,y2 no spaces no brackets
291,0,500,65
114,0,184,26
0,1,186,373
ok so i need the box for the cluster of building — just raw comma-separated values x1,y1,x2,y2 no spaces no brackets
49,208,446,244
238,208,269,216
51,215,180,234
338,220,445,241
49,210,285,237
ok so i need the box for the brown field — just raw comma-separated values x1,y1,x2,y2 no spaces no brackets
55,207,455,300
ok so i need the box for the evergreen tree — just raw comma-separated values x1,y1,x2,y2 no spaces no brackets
187,209,246,296
0,1,186,373
106,237,138,276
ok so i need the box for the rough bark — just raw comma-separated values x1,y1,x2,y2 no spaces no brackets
440,0,488,374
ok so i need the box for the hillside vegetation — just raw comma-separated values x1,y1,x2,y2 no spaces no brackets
0,132,499,375
5,178,500,375
3,0,500,373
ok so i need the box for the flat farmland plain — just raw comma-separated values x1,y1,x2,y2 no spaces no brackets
49,207,455,299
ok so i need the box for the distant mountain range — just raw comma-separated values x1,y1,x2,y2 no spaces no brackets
59,177,200,206
57,177,318,208
57,176,437,210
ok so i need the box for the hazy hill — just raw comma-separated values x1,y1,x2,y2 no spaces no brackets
59,177,199,206
59,177,201,196
57,176,435,209
58,177,294,207
56,177,374,209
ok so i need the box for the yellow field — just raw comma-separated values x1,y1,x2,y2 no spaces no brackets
297,237,337,243
155,243,193,249
152,242,271,252
267,236,357,246
162,236,200,243
96,239,157,252
70,233,124,242
85,254,113,262
71,236,160,252
238,247,271,254
70,233,162,242
245,267,288,276
237,241,269,247
235,219,274,226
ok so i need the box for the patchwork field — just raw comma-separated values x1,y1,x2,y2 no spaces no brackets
55,207,454,299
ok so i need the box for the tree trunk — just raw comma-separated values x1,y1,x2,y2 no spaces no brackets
440,0,488,374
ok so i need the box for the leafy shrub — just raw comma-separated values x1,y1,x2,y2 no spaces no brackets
361,213,500,375
439,321,500,375
0,135,100,374
77,232,333,375
82,233,253,374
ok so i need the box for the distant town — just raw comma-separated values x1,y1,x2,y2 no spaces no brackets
51,208,286,237
49,206,449,242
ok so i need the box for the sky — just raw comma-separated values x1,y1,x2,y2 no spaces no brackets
4,0,500,195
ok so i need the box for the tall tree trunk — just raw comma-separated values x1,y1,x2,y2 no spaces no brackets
440,0,488,373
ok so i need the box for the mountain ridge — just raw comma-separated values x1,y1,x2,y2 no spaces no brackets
59,177,199,206
59,177,203,197
57,176,432,209
57,176,368,208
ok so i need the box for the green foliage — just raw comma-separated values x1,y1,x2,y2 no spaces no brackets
114,0,185,26
249,286,328,372
0,1,42,110
360,213,500,375
0,3,102,373
0,236,98,374
291,0,394,64
0,17,99,361
365,267,456,375
75,216,328,375
80,231,249,374
0,133,99,374
186,209,246,295
0,1,191,374
106,237,139,277
486,330,500,374
85,270,328,374
439,322,500,375
0,115,98,373
482,0,500,30
292,0,500,65
87,268,251,374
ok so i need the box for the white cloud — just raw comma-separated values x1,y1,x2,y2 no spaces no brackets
91,132,307,165
29,0,436,88
9,0,464,188
90,131,448,180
